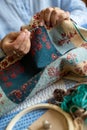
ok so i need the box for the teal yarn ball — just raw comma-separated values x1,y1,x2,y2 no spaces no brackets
61,84,87,113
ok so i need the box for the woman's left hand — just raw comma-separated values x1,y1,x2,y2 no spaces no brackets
1,29,31,57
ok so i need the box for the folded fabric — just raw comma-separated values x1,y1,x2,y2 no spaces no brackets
30,26,61,68
0,13,87,116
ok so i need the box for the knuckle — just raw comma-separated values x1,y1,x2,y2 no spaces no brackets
40,10,44,16
45,8,50,13
45,7,53,13
52,10,57,15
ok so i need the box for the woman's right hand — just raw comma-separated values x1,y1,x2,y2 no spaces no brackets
39,7,70,27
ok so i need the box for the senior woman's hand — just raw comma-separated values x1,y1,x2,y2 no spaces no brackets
0,29,31,57
39,7,70,27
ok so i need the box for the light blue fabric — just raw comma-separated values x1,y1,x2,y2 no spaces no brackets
0,0,87,58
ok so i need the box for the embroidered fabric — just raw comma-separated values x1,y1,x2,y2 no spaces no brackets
0,13,87,117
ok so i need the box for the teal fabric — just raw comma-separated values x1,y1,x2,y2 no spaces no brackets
0,26,61,104
30,26,61,68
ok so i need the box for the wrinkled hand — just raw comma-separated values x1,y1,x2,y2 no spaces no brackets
1,29,31,57
39,7,70,27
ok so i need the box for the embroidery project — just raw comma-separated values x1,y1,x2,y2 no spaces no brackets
0,13,87,116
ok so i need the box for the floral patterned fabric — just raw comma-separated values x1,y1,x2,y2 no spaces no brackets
0,14,87,116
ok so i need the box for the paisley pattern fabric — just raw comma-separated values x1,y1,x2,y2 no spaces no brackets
0,13,87,116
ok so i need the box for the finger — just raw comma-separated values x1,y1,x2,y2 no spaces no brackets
1,32,21,56
44,8,54,26
59,12,70,20
51,8,64,20
40,10,45,19
23,38,31,54
50,10,58,26
9,32,20,40
13,31,26,50
6,32,20,43
40,8,54,27
40,10,45,25
20,25,30,31
1,32,20,50
19,30,31,54
4,46,15,56
56,12,70,25
23,30,31,53
51,9,70,26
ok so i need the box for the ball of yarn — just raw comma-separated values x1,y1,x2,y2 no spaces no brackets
61,84,87,113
